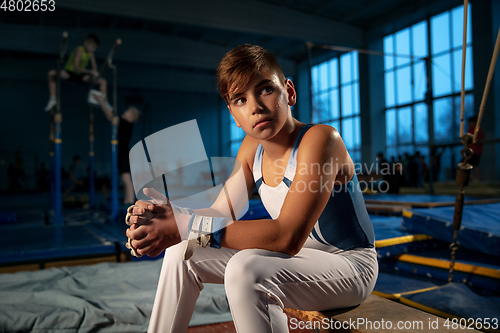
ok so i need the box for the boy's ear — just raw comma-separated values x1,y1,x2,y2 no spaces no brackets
227,105,241,127
286,79,297,106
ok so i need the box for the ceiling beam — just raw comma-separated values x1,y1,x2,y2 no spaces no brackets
282,0,297,7
56,0,364,47
368,0,457,37
343,0,392,24
312,0,342,16
0,24,296,76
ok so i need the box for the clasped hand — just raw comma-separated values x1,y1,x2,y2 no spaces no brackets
126,188,185,257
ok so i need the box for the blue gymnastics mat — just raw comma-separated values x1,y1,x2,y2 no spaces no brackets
375,267,500,331
374,271,445,300
371,215,445,259
0,222,128,265
374,273,500,331
379,248,500,292
400,283,500,328
364,193,500,207
0,260,232,332
402,203,500,256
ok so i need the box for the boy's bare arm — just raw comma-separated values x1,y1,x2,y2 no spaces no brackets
196,135,257,219
127,126,348,256
90,54,98,74
126,136,257,257
221,125,346,255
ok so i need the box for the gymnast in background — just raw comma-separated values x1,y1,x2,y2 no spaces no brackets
92,92,141,205
44,33,112,112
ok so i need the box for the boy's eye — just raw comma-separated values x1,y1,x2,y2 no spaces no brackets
261,87,273,95
234,98,246,106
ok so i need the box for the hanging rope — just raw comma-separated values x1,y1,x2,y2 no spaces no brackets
459,0,469,137
449,0,471,283
449,6,500,281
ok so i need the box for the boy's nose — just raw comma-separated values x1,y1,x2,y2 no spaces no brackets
250,97,264,115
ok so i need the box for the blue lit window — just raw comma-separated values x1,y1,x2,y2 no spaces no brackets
383,3,473,179
311,52,361,163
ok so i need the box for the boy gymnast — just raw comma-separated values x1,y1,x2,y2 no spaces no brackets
44,33,112,111
126,44,377,333
92,92,141,205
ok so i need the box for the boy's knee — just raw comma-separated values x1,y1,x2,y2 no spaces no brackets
225,249,263,287
163,241,187,264
48,70,56,80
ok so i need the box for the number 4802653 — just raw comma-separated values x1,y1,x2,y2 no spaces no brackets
1,0,55,11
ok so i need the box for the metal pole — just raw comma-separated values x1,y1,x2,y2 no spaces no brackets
103,38,122,223
52,31,68,225
49,107,55,215
89,105,95,209
87,38,121,220
89,39,122,91
110,63,119,223
306,42,314,123
424,56,435,194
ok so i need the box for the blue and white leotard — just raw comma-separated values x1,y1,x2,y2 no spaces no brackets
252,124,375,253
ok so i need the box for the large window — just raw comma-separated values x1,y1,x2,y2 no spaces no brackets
384,4,473,179
311,52,361,163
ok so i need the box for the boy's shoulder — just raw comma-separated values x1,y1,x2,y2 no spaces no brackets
302,123,340,146
297,123,343,161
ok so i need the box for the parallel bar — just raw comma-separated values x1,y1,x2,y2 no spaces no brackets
89,106,95,209
53,114,63,225
106,39,122,223
49,109,55,215
52,31,68,226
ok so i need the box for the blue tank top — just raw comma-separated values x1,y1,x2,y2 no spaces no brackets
252,124,375,253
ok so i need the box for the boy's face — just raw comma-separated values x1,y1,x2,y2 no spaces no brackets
227,68,296,141
123,109,140,123
83,40,98,53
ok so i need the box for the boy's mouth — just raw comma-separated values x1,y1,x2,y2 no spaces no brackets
254,117,272,128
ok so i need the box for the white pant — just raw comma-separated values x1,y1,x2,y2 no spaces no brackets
148,242,378,333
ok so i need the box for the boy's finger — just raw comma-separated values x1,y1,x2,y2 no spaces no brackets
134,200,150,209
143,187,169,204
126,238,142,258
128,225,148,240
125,205,157,225
132,206,144,215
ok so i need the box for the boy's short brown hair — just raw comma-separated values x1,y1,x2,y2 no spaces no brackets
217,44,286,104
85,33,100,46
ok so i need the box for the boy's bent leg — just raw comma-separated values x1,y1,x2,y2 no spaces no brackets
224,247,378,333
45,70,70,111
148,241,238,333
98,77,107,96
